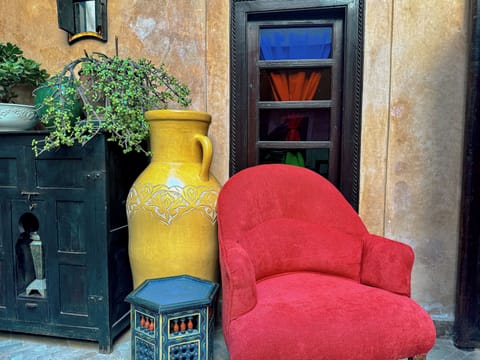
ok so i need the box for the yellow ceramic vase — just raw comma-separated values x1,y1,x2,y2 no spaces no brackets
126,110,220,288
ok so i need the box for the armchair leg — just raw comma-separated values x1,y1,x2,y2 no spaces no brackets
408,355,426,360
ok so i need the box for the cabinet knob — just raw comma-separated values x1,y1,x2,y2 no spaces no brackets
88,295,104,302
86,172,102,181
25,302,38,309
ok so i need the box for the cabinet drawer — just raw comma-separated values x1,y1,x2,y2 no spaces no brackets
17,299,48,322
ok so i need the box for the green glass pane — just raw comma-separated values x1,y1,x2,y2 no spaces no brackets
258,148,329,177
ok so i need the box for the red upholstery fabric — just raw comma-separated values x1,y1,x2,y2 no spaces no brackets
228,273,435,360
361,233,414,297
220,244,257,322
245,219,363,281
217,164,436,360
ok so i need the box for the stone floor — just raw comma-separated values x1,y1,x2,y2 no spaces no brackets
1,329,480,359
0,327,229,360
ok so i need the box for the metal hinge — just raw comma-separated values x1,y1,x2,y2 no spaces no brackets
86,172,103,181
88,295,104,303
20,191,41,210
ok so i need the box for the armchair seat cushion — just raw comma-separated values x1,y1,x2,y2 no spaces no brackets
227,272,436,360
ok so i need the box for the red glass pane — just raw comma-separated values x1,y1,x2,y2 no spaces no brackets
260,68,331,101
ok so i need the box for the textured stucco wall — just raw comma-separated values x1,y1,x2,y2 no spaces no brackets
360,0,467,323
0,0,229,182
1,0,468,324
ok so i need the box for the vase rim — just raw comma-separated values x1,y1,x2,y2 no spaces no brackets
0,103,35,109
145,109,211,123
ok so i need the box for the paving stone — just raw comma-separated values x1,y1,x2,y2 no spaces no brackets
1,329,479,359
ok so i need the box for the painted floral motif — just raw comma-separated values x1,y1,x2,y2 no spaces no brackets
127,183,218,225
0,104,38,131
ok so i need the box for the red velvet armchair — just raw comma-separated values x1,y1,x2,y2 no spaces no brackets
217,164,436,360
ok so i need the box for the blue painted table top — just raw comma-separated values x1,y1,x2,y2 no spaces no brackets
125,275,219,312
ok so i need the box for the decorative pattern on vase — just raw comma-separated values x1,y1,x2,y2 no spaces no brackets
0,105,36,120
127,109,220,286
127,183,218,225
0,103,38,131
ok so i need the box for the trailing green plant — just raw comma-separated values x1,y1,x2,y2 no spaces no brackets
32,51,191,156
0,42,49,103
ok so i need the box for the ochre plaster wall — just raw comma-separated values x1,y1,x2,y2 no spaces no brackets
1,0,468,324
0,0,229,182
360,1,467,323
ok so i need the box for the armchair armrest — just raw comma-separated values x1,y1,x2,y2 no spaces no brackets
219,243,257,323
360,233,414,297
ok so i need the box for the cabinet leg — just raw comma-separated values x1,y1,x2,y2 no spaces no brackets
98,338,113,354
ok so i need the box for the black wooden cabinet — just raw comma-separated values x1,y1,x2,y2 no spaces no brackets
0,132,148,353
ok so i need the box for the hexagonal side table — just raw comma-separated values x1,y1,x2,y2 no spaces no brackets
125,275,219,360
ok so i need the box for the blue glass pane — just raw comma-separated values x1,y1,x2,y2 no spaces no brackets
260,27,332,60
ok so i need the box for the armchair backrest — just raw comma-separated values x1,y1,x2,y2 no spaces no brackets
217,164,369,281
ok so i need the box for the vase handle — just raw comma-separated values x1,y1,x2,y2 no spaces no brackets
194,134,212,181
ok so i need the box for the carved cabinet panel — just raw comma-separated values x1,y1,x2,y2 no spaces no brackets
0,132,147,353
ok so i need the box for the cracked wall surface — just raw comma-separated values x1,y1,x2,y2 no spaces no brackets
360,0,467,322
1,0,468,322
0,0,229,182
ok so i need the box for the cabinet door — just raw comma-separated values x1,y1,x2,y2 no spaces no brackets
0,140,28,320
46,195,99,327
33,141,104,328
0,136,29,190
0,199,14,319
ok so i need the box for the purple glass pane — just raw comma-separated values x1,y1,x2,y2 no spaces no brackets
259,109,330,141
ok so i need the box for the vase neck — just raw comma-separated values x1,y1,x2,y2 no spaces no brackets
149,119,210,163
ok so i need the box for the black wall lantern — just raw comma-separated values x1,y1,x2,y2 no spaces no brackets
57,0,107,44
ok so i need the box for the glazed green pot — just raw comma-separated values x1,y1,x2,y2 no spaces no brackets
34,78,82,122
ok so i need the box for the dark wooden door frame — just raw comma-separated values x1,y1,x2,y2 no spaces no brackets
229,0,364,210
454,0,480,349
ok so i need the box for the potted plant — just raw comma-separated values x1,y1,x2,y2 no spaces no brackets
0,42,49,131
32,51,221,288
32,51,191,156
